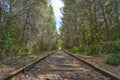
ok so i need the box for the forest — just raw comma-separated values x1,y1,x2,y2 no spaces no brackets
60,0,120,66
0,0,120,74
0,0,57,61
0,0,120,79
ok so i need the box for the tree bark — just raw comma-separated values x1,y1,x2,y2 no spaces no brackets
20,9,30,47
99,0,111,41
115,0,120,31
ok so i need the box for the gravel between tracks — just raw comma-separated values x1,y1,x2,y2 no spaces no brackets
12,51,110,80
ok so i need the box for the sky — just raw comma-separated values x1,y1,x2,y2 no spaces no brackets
1,0,10,13
51,0,64,34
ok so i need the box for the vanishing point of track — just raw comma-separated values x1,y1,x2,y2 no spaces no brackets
0,51,120,80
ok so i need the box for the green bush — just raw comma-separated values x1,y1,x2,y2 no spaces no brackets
104,53,120,66
70,46,84,54
104,43,120,54
70,43,100,55
86,43,99,55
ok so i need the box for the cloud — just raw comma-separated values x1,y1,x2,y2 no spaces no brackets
51,0,64,33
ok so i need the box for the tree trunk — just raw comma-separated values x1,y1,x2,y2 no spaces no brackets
0,1,2,20
88,0,94,43
20,9,30,46
99,0,111,41
115,0,120,31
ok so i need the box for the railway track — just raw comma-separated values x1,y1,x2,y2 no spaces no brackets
0,50,120,80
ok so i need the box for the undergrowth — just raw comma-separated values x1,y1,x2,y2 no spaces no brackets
70,46,85,54
104,53,120,66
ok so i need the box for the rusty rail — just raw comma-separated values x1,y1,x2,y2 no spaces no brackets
0,50,120,80
0,51,56,80
64,50,120,80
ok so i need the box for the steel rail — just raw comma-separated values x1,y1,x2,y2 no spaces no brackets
0,51,56,80
64,50,120,80
1,50,120,80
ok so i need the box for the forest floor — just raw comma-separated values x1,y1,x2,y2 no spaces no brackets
75,54,120,76
0,51,120,78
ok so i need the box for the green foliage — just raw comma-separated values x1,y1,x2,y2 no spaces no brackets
57,38,62,50
113,32,120,40
70,44,99,55
105,5,113,15
32,45,42,53
70,46,84,54
104,43,120,54
0,0,57,60
4,30,15,56
104,53,120,66
60,0,120,67
82,43,98,55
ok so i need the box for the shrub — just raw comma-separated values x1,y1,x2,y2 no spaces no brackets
104,43,120,54
104,53,120,66
70,46,85,54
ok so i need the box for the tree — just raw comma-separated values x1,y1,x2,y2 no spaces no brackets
0,0,57,60
61,0,120,54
